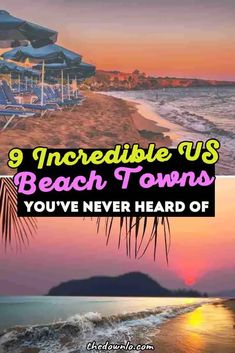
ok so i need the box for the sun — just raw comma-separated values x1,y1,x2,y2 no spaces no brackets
184,276,196,286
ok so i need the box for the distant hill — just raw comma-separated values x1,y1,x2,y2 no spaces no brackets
84,69,235,91
48,272,206,297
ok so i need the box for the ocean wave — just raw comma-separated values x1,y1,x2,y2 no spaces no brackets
0,302,209,353
156,100,234,138
103,89,235,174
104,90,235,138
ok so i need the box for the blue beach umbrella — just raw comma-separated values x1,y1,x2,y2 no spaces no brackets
14,67,40,92
0,10,57,48
2,44,82,64
0,59,32,88
72,62,96,78
37,61,96,78
0,58,18,73
0,62,39,77
25,68,40,77
34,61,96,100
2,44,82,104
34,62,73,100
0,59,18,87
34,62,73,101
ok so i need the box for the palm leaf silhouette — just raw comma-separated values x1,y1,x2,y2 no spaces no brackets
0,178,37,250
96,216,171,263
0,178,171,260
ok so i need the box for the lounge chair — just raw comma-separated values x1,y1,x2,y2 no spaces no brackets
53,86,84,102
0,86,32,115
33,85,85,112
0,109,35,131
1,81,60,117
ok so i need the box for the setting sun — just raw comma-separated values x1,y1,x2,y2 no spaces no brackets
184,276,196,287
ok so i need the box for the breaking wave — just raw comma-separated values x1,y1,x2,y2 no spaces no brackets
103,88,235,174
0,302,210,353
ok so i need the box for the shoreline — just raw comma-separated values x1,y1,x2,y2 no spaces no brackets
99,90,235,175
1,298,234,353
100,91,185,144
0,91,171,175
148,299,235,353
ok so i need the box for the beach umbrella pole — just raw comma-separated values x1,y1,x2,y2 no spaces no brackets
41,59,45,106
9,72,12,89
61,70,64,102
75,75,78,98
67,73,70,100
18,74,20,92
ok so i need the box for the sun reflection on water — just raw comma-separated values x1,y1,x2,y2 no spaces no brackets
187,309,204,328
177,303,235,353
154,303,235,353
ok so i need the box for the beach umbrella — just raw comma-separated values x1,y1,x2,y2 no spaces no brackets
2,44,82,104
17,67,40,93
34,61,96,100
25,68,40,77
0,58,18,73
72,62,96,78
37,63,70,101
38,61,96,78
0,58,32,88
0,10,57,48
0,59,17,87
61,62,96,98
34,62,70,101
2,44,82,64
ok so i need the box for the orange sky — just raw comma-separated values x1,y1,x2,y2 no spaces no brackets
1,0,235,80
0,177,234,295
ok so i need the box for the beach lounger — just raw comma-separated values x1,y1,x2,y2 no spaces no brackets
33,85,85,112
54,86,84,102
0,109,35,131
1,81,60,117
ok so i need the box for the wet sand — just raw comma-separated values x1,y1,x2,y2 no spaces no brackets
0,91,171,175
101,91,184,143
0,300,234,353
149,300,235,353
128,99,180,142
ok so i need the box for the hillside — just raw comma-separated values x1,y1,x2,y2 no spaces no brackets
84,69,235,91
48,272,206,297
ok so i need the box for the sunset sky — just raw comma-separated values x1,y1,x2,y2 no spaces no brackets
0,177,234,295
1,0,235,80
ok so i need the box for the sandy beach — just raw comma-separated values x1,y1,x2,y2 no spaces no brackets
149,299,235,353
101,91,183,143
0,91,171,175
0,299,234,353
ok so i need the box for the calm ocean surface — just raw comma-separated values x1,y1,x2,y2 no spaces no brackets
0,296,209,330
105,87,235,174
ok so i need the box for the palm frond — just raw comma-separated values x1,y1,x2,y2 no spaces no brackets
0,178,171,262
0,178,37,250
96,216,171,263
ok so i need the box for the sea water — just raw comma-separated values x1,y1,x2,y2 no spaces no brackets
104,87,235,175
0,296,209,330
0,296,212,352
